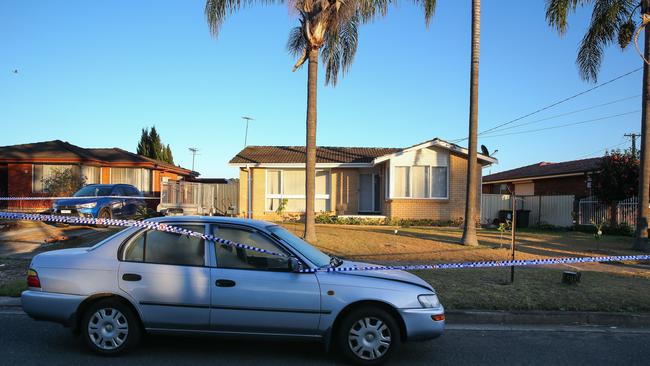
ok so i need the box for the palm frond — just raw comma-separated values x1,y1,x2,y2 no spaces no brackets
205,0,284,38
545,0,594,34
413,0,437,26
322,15,359,86
358,0,391,23
577,0,637,81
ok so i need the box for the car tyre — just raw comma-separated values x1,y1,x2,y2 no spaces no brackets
335,307,401,365
96,208,112,228
81,298,141,356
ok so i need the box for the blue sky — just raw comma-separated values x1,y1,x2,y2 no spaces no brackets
0,1,642,178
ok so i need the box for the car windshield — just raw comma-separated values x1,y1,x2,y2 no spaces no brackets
73,186,113,197
267,225,332,268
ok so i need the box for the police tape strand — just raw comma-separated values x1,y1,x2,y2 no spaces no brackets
1,211,649,273
0,196,160,200
0,212,288,258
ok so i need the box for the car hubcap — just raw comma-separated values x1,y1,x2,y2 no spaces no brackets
348,317,391,360
88,308,128,350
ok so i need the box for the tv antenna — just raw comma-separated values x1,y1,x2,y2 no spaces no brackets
242,116,255,147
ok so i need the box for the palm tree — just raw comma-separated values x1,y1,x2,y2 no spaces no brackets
546,0,650,252
460,0,481,246
205,0,386,242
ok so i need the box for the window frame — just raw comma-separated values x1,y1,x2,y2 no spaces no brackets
264,168,331,212
391,164,449,200
210,223,299,272
118,223,209,267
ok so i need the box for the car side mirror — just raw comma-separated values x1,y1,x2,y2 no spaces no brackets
288,257,304,273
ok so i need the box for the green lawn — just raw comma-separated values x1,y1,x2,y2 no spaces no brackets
415,267,650,312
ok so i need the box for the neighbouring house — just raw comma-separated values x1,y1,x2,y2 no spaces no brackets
0,140,196,211
229,138,497,222
482,157,602,198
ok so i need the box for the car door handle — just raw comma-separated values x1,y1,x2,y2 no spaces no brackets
122,273,142,282
215,279,236,287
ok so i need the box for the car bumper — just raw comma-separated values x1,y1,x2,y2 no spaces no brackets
21,290,85,327
399,307,445,341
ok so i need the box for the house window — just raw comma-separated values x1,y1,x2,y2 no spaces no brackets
110,168,152,193
265,169,331,212
431,167,448,198
32,164,79,193
394,167,410,197
393,165,448,199
81,166,101,185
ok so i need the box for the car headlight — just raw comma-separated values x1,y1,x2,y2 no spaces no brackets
418,294,441,308
78,202,97,209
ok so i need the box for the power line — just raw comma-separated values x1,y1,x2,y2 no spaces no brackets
478,110,640,139
479,95,640,136
575,140,629,159
452,67,643,143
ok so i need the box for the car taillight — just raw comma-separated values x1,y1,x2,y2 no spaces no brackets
27,269,41,288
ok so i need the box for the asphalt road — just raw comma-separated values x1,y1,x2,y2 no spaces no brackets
1,312,648,366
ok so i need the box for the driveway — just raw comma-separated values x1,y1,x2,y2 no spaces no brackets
0,311,647,365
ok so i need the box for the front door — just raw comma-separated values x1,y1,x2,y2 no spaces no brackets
359,173,374,213
209,224,321,336
118,224,210,330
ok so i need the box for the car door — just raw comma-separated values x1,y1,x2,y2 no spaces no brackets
118,223,211,330
209,224,322,336
122,186,142,218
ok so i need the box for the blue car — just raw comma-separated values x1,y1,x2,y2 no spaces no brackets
53,184,147,220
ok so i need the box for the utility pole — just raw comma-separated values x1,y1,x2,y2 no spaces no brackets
625,133,641,159
242,116,255,147
188,147,199,171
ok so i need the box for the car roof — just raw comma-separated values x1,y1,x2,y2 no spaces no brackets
145,216,275,230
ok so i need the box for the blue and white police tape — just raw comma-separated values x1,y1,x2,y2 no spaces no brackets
297,254,650,273
1,211,649,273
0,211,288,258
0,196,159,200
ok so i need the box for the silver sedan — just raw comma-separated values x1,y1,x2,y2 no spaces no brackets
21,216,444,365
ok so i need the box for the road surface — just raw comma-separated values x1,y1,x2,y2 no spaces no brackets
0,311,647,365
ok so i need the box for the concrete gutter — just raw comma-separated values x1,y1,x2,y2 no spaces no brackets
446,309,650,328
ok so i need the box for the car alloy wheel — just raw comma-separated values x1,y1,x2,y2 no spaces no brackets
87,308,129,351
347,317,392,361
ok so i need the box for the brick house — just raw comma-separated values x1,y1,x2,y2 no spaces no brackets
0,140,196,211
481,157,602,198
229,138,497,221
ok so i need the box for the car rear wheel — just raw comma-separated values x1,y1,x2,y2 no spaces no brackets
81,298,141,355
336,307,401,365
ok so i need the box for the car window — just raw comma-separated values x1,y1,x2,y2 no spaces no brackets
124,225,205,266
111,186,125,196
125,186,141,196
212,226,290,271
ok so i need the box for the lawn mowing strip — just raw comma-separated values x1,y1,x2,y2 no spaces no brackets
1,211,649,273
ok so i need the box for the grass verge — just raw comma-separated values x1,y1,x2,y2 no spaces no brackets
414,267,650,312
0,278,26,297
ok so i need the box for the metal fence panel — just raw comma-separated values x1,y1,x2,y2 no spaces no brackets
481,194,575,227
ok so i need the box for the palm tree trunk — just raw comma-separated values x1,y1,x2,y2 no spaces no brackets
634,1,650,252
304,47,319,243
461,0,481,246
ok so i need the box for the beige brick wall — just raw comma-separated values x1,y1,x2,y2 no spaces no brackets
385,153,481,223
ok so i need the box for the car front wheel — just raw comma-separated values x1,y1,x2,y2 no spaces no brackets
81,298,141,355
336,307,401,365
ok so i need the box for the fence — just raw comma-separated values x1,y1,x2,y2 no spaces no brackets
159,180,238,216
481,194,575,227
578,196,639,227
